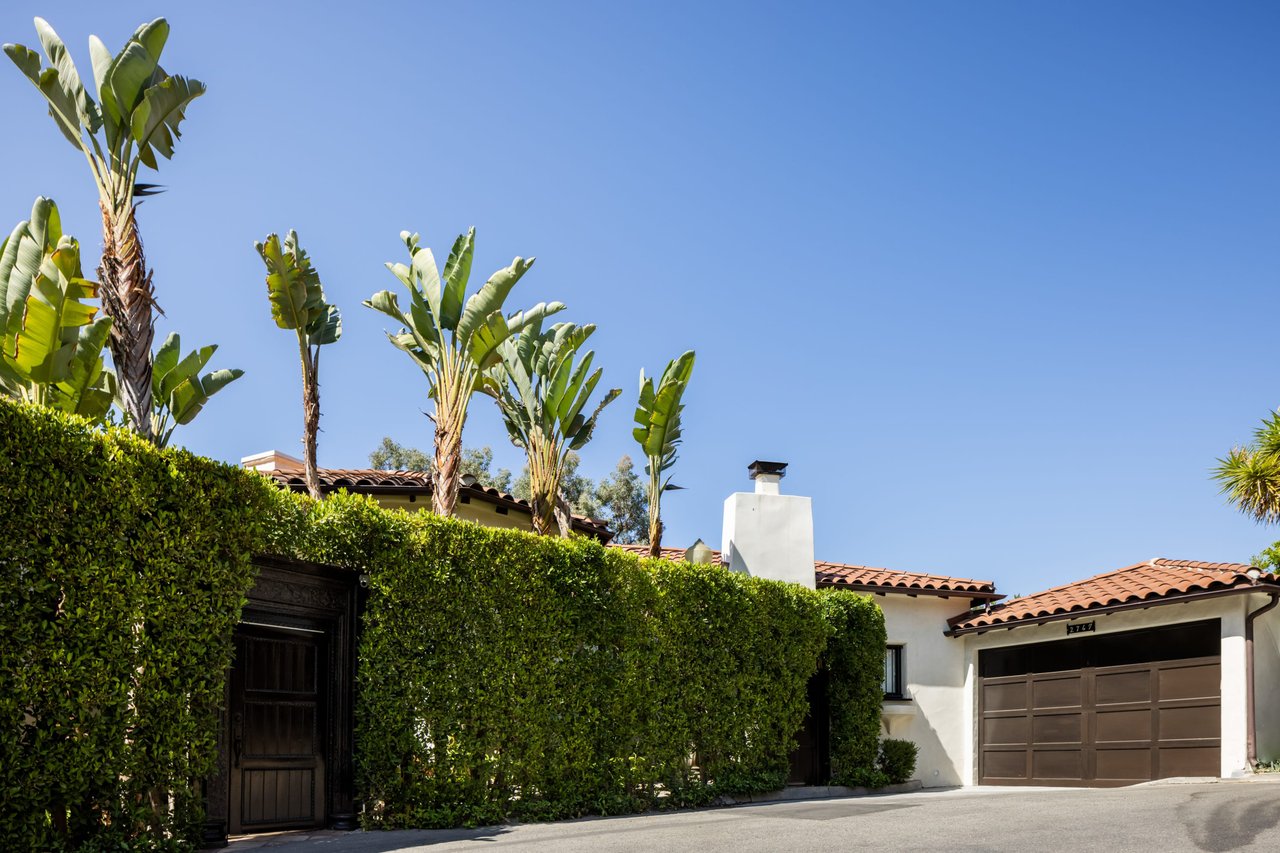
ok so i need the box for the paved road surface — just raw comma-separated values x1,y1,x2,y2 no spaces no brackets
226,779,1280,853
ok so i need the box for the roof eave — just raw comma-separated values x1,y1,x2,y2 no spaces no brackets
945,581,1280,637
816,580,1003,601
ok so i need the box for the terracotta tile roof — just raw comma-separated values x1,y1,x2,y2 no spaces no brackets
612,544,1001,599
613,544,710,561
948,558,1280,634
261,468,612,539
816,561,1000,598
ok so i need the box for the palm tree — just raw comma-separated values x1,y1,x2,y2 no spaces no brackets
632,351,696,556
5,18,205,441
0,196,114,420
257,231,341,499
365,228,562,517
487,320,620,536
1214,411,1280,523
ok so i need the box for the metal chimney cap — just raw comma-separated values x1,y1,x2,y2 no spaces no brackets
748,460,788,480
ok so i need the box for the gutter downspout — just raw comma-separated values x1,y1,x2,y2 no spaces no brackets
1246,591,1280,767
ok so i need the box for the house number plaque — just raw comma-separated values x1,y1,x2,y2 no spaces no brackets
1066,621,1095,635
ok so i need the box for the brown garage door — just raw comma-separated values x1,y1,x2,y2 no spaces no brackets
979,620,1220,786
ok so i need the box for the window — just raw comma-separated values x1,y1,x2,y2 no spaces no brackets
883,645,905,699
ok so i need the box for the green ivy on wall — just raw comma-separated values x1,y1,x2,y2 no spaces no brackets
820,589,890,788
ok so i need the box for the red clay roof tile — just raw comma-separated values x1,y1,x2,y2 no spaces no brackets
948,558,1278,634
613,544,1000,598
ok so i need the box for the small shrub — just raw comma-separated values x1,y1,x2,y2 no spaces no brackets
878,738,919,784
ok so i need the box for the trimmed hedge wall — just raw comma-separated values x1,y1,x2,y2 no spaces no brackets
1,399,892,843
0,400,275,850
267,492,835,826
820,589,890,787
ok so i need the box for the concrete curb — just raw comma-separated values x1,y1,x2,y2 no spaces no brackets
717,780,924,805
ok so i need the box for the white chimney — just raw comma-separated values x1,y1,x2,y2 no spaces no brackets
241,449,304,473
721,461,815,589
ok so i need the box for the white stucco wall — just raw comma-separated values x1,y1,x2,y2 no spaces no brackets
1252,599,1280,763
959,597,1255,783
721,492,815,589
877,594,974,787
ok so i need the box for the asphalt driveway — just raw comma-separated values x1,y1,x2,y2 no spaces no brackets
226,778,1280,853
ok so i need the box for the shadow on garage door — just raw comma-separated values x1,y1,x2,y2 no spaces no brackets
978,619,1220,786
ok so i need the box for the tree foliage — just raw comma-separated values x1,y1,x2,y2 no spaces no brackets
148,331,242,447
1214,410,1280,525
257,230,341,498
486,319,620,536
364,228,561,517
370,436,513,493
6,17,206,441
633,351,695,555
0,197,114,421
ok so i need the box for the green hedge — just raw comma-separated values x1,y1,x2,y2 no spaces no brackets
1,399,891,842
268,493,834,826
0,400,275,850
820,589,889,787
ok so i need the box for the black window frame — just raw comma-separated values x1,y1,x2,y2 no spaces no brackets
882,644,906,700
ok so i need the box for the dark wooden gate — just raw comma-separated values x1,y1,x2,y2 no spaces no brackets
229,624,327,832
788,668,831,785
204,557,359,846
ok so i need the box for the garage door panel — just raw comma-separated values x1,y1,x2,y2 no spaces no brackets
981,749,1028,780
983,715,1028,746
1096,708,1152,743
1159,705,1219,741
979,639,1220,787
1032,676,1082,710
1095,670,1151,705
1156,746,1218,777
1095,748,1152,782
1031,749,1083,780
983,682,1027,712
1031,713,1082,744
1159,663,1220,701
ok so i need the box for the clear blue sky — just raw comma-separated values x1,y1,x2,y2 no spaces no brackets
3,1,1278,594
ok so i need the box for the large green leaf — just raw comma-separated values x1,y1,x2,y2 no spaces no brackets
34,17,99,133
440,228,474,330
257,231,322,332
131,74,205,169
632,351,696,470
148,331,242,445
456,256,536,345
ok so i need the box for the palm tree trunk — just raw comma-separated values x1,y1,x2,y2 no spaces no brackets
527,436,561,536
299,339,322,500
97,200,156,442
647,462,663,557
432,360,468,517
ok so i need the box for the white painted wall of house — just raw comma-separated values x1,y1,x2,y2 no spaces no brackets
1252,600,1280,764
959,597,1258,783
877,594,975,787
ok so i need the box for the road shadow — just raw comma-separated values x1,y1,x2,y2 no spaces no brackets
224,825,512,851
1181,789,1280,852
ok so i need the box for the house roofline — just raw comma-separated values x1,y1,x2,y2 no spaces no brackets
945,581,1280,637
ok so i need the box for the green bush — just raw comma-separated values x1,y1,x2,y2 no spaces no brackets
268,495,833,826
819,589,888,787
878,738,919,784
2,398,892,841
0,400,275,850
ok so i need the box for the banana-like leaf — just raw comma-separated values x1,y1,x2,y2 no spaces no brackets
148,331,242,445
131,74,205,169
440,228,474,330
456,256,536,346
34,18,99,133
632,351,696,472
0,197,114,419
